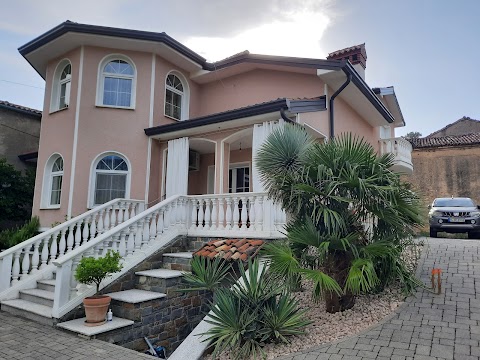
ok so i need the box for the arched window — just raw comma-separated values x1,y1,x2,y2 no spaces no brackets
42,154,64,208
165,72,189,120
51,60,71,112
92,154,130,206
97,56,136,108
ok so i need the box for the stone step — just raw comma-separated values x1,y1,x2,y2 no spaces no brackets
162,252,193,272
57,317,134,338
20,288,55,307
37,279,56,292
136,269,187,293
106,289,166,304
1,299,53,326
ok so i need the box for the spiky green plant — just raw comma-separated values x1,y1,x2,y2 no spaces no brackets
257,124,423,313
181,256,234,292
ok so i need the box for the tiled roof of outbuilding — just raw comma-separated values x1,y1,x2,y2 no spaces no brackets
408,133,480,149
193,239,265,262
0,100,42,117
426,116,480,138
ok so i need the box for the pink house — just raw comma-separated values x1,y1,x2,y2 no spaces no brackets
0,21,412,328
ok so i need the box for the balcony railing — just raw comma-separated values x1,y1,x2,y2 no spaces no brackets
379,137,413,174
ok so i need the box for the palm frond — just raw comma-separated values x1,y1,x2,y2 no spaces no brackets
344,258,379,294
299,268,343,301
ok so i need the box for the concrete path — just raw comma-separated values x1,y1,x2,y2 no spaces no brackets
277,238,480,360
0,311,151,360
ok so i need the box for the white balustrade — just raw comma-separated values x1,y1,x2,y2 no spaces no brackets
379,137,413,173
0,198,143,294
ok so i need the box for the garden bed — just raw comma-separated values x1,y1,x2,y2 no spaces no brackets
204,242,423,360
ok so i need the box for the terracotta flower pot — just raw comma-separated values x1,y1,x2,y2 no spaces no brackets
83,295,111,326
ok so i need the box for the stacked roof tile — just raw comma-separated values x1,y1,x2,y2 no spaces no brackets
408,133,480,149
194,239,264,262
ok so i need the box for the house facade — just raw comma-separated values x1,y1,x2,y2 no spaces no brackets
0,100,41,171
19,21,411,229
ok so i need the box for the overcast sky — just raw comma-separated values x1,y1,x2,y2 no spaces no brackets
0,0,478,137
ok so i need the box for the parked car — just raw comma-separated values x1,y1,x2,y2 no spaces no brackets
429,197,480,238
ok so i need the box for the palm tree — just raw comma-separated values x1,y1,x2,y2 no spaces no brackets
257,124,422,313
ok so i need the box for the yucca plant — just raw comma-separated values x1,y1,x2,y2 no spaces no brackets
181,256,234,292
200,259,310,360
257,124,422,313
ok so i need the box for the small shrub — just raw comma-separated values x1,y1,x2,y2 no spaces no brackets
0,216,40,249
181,256,234,292
74,250,122,293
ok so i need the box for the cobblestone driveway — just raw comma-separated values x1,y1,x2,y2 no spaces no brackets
277,238,480,360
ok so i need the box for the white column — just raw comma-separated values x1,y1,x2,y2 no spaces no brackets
166,137,189,198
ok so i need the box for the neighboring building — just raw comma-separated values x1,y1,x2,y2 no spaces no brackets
406,132,480,205
426,116,480,138
18,21,411,229
0,100,41,171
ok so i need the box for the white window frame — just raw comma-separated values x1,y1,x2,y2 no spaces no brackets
88,152,132,208
41,153,64,209
164,71,189,121
228,162,251,193
96,54,136,109
50,59,72,113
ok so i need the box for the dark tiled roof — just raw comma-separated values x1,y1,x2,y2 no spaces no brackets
0,100,42,117
193,239,264,262
327,43,366,58
409,133,480,149
426,116,480,138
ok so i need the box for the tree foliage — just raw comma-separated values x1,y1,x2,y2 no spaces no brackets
74,250,123,293
404,131,422,139
257,124,423,313
0,158,35,222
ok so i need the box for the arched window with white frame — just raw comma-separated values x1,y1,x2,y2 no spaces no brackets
97,55,136,108
50,60,71,112
42,154,64,208
91,153,130,206
165,72,189,121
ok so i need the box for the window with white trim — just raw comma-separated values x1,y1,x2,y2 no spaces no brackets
165,73,185,120
98,57,135,108
51,60,71,112
93,154,129,205
229,164,250,193
42,154,64,208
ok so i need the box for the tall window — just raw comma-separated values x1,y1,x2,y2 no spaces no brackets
98,56,135,108
51,60,71,112
229,165,250,193
93,154,129,205
165,74,184,120
42,154,64,208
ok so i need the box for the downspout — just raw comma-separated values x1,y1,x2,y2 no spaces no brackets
280,107,291,122
329,71,352,138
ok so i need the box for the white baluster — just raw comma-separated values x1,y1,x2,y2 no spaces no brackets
157,209,164,237
66,224,75,252
176,199,182,226
81,217,89,243
117,202,125,224
233,197,240,230
74,221,82,248
204,199,211,229
97,209,105,234
130,204,137,218
124,203,131,221
150,211,158,242
70,256,80,298
249,196,256,231
239,196,246,230
190,200,198,230
40,237,49,269
225,197,233,230
93,244,102,258
164,204,170,231
110,205,117,228
21,246,30,279
135,220,144,249
126,226,135,256
90,215,97,240
211,198,218,230
30,240,41,273
104,207,111,231
198,199,205,228
218,198,225,230
111,234,119,253
257,196,264,231
118,230,127,257
58,229,67,256
49,231,59,263
179,198,187,227
11,251,21,284
143,215,152,247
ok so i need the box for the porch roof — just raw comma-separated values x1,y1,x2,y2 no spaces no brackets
144,97,326,138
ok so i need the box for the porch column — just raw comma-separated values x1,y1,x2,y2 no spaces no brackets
165,137,189,198
251,119,285,192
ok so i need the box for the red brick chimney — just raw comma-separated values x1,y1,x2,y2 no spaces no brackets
327,43,367,79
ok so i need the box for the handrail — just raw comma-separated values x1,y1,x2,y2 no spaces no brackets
52,195,181,266
0,198,143,259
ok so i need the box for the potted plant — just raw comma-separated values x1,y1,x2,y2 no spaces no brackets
74,250,122,326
